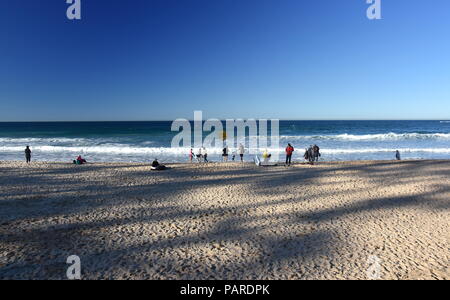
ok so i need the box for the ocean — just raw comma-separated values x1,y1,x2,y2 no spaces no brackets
1,121,450,163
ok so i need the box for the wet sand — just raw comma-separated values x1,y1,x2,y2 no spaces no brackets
0,160,449,280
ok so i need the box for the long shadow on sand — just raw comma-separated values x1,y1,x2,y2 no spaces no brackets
0,160,449,279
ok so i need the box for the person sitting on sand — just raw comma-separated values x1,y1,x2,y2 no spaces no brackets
151,159,167,171
262,149,272,163
73,155,87,165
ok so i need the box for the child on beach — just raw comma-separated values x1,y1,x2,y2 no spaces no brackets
222,146,229,162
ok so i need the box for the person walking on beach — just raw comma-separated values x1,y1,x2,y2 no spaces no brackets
396,150,401,161
239,144,245,162
196,148,203,163
285,143,294,166
222,146,229,162
25,146,31,163
203,147,209,163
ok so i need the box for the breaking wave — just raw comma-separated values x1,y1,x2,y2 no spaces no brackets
280,132,450,141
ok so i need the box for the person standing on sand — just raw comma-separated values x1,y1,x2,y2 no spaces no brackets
396,150,401,161
285,143,294,166
25,146,31,163
189,149,194,163
203,147,208,163
305,146,314,165
196,148,203,163
239,144,245,162
222,146,229,162
313,145,321,162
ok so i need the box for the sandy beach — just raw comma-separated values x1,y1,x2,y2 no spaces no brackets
0,160,449,280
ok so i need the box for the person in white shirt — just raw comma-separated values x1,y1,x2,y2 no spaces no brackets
196,148,203,163
239,144,245,162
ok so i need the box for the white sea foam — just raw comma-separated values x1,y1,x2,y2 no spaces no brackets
1,132,449,146
280,132,450,141
2,145,450,155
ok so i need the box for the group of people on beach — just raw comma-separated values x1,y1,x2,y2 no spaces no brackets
21,145,402,166
186,143,321,166
23,146,88,165
283,143,321,166
190,144,246,163
304,145,321,164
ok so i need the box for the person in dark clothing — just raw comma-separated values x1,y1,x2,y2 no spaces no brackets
313,145,321,162
305,146,314,165
285,143,294,166
202,147,208,163
152,159,160,168
304,148,309,161
151,159,167,171
25,146,31,163
222,147,229,162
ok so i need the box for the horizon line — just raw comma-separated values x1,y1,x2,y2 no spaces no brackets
0,119,449,123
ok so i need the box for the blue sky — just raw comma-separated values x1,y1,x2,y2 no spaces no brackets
1,0,449,121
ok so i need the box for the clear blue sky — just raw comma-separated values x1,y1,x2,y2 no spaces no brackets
1,0,449,121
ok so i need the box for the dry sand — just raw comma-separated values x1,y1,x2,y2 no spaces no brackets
0,160,449,280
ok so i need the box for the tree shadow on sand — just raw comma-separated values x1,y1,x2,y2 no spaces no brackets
0,160,449,279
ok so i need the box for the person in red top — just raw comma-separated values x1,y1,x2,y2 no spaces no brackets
285,143,294,166
76,155,87,164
